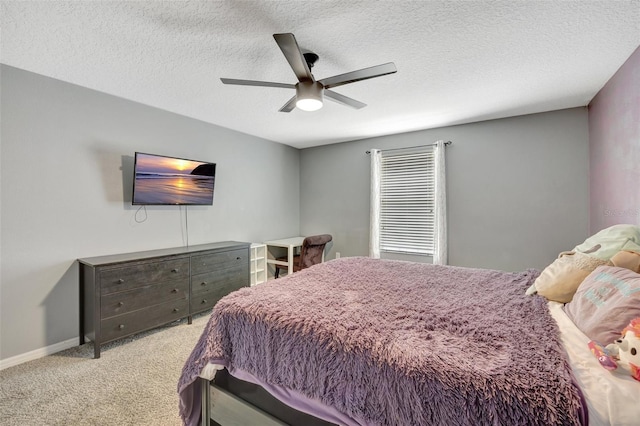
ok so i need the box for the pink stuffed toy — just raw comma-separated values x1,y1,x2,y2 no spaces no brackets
590,318,640,381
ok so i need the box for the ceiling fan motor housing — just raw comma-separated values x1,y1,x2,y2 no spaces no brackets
303,52,319,68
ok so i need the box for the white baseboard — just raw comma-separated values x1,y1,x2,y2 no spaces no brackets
0,337,78,371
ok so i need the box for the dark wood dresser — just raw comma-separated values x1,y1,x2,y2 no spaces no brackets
78,241,250,358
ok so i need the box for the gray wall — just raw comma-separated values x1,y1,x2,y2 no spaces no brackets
300,108,590,272
0,64,591,363
0,65,300,360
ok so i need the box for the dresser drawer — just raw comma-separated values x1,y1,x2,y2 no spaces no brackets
101,279,188,319
100,258,190,294
190,277,246,314
191,249,247,275
191,267,247,296
191,294,218,313
100,297,188,343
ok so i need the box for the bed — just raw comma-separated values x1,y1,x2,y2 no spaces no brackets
178,257,640,425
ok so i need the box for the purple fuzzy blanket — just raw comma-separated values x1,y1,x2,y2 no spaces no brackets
178,257,586,425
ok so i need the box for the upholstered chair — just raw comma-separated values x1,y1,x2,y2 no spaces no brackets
275,234,333,278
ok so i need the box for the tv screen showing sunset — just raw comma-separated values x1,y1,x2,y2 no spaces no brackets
132,153,215,205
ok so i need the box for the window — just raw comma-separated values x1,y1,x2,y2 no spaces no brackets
369,141,447,264
379,147,435,255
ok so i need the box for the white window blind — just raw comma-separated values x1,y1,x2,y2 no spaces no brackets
379,148,435,255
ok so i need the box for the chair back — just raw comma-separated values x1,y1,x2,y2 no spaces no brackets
299,234,333,270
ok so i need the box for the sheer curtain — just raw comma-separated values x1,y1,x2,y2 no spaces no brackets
433,140,448,265
369,149,381,258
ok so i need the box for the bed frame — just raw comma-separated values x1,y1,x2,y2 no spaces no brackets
200,369,336,426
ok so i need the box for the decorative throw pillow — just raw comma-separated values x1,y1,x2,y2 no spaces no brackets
533,251,611,303
611,250,640,273
564,265,640,344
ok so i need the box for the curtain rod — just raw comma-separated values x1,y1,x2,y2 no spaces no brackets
365,141,452,154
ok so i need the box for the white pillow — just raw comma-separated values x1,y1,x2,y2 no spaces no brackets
573,224,640,260
531,251,610,303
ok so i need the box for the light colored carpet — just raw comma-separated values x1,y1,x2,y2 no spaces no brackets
0,313,210,425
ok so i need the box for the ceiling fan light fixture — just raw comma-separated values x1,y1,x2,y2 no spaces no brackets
296,81,324,111
296,98,323,112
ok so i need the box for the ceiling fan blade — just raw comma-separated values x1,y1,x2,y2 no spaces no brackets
273,33,314,83
220,78,295,89
318,62,397,89
325,90,366,109
278,95,297,113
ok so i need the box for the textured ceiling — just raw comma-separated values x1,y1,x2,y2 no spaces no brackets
1,1,639,149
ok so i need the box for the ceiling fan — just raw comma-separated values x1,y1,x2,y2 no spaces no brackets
221,33,397,112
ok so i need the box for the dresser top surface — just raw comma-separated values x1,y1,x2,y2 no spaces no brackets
77,241,250,267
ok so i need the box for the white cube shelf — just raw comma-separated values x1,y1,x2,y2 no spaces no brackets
250,243,267,286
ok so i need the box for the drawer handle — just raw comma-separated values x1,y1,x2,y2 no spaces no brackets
117,302,124,307
201,299,207,304
118,324,125,330
200,282,207,286
173,308,179,313
171,268,180,273
236,257,241,260
171,288,178,293
117,279,125,284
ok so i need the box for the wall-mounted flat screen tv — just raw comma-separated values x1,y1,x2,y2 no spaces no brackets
132,152,216,205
